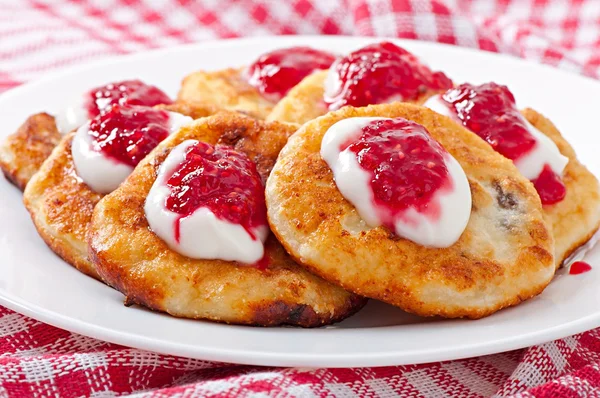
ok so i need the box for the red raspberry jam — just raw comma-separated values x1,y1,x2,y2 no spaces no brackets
87,104,170,167
532,165,567,205
441,83,535,161
569,261,592,275
440,82,565,205
325,42,452,110
85,80,172,119
254,254,270,271
164,142,267,246
246,46,336,101
344,118,451,226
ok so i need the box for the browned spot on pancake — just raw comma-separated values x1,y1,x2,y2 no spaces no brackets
0,113,61,190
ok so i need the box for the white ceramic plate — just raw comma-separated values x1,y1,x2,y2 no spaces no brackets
1,36,600,368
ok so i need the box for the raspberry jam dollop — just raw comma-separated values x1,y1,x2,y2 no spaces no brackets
349,119,450,218
437,83,568,205
87,104,170,167
165,142,267,245
441,83,536,161
246,46,336,101
569,261,592,275
324,42,452,110
321,117,472,248
144,140,268,265
85,79,173,119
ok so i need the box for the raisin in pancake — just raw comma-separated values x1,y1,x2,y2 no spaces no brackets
22,103,220,281
521,108,600,266
0,113,61,190
88,113,365,327
266,103,555,319
178,68,275,119
266,71,444,125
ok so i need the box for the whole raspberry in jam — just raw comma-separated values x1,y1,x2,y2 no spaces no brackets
87,104,170,167
247,46,336,100
85,80,172,118
165,142,267,242
346,118,451,224
440,82,566,205
325,42,452,110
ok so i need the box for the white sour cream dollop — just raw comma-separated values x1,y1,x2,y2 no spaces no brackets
54,95,90,135
321,117,472,248
144,140,268,263
72,112,192,194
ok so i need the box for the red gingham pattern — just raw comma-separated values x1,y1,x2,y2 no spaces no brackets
1,0,600,396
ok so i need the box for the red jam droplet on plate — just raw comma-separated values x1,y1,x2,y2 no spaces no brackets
440,82,566,205
325,41,452,110
247,46,336,101
441,83,536,161
346,118,451,227
87,104,170,167
165,142,267,245
569,261,592,275
85,80,173,118
533,164,567,205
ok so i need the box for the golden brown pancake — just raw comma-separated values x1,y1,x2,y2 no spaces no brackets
0,113,61,190
266,103,555,319
88,113,366,326
266,70,445,125
22,103,220,281
178,68,274,119
521,108,600,266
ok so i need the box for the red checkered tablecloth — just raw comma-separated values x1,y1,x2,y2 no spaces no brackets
1,0,600,397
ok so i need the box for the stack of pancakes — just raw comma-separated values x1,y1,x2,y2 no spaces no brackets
2,42,598,326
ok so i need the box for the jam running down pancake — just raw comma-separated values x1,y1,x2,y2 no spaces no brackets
267,41,452,124
178,47,336,119
266,103,555,319
88,113,366,327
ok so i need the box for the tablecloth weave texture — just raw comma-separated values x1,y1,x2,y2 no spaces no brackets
1,0,600,397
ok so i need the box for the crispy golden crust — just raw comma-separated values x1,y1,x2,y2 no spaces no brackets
0,113,61,190
178,68,274,119
521,108,600,266
23,132,103,279
266,103,555,319
266,70,444,125
22,103,221,282
89,113,365,327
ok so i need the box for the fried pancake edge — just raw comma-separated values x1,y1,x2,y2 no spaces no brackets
178,68,274,119
0,113,61,190
521,108,600,267
23,131,103,279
